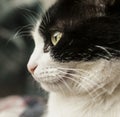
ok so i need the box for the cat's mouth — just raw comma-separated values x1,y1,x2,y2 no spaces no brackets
34,74,68,84
33,68,74,85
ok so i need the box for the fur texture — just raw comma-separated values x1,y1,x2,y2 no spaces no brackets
27,0,120,117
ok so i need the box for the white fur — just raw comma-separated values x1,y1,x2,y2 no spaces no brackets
47,90,120,117
27,11,120,117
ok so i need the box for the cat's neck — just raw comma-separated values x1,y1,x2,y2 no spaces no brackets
47,85,120,117
47,93,89,117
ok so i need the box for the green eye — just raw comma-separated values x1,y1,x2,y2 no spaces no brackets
51,32,63,46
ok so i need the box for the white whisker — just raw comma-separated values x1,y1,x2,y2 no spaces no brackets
58,67,91,75
57,81,66,96
58,68,107,101
59,76,73,93
13,24,33,39
17,7,41,18
95,45,112,57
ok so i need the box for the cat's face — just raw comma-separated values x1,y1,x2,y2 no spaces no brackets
27,0,120,98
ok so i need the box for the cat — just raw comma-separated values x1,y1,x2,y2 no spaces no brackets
27,0,120,117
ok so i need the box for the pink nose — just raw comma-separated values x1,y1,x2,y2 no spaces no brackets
27,64,38,74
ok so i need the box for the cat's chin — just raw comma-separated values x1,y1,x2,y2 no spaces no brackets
32,69,76,93
39,79,76,94
32,74,65,92
40,81,88,96
40,81,64,92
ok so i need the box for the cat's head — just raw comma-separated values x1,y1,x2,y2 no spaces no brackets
27,0,120,99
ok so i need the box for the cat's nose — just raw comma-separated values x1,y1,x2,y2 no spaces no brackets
27,63,38,74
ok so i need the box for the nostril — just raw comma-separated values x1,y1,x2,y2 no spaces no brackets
28,64,38,74
31,66,37,74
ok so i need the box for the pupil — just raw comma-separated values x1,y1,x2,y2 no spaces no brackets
55,36,57,41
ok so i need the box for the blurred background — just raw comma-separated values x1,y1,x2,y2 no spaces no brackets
0,0,46,97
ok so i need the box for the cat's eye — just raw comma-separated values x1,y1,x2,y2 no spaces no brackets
51,32,63,46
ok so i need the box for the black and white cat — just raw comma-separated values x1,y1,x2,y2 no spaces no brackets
27,0,120,117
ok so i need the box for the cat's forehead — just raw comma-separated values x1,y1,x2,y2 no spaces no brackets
39,0,117,34
42,0,116,22
40,0,107,32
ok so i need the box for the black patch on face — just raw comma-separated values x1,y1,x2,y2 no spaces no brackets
39,0,120,62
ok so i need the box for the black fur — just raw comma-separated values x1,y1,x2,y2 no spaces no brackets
39,0,120,62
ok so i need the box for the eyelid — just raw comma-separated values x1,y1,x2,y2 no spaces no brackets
49,27,63,34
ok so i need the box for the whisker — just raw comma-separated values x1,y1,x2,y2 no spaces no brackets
57,83,66,96
58,68,107,101
17,7,41,18
13,24,33,40
44,12,50,24
105,47,120,53
95,54,111,60
78,83,97,102
81,82,106,101
58,67,91,75
58,68,105,86
58,73,80,84
17,31,31,36
57,75,73,92
95,45,113,57
23,13,38,24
